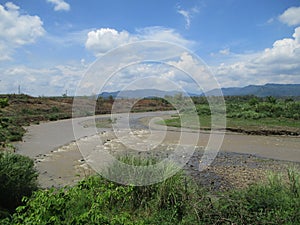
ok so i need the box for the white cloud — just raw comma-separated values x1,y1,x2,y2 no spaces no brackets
96,51,220,93
0,2,45,60
219,48,230,55
177,9,191,29
279,6,300,26
267,18,274,24
177,6,199,29
46,28,90,47
47,0,70,12
210,48,231,57
212,27,300,87
98,60,202,94
138,27,193,46
1,63,85,96
85,27,194,56
168,52,219,92
85,28,134,55
5,2,19,11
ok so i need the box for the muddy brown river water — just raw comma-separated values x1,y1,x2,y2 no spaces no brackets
14,111,300,188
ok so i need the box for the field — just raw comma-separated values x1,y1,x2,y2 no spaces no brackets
162,95,300,136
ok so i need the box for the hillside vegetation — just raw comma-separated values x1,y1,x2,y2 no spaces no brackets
0,94,173,147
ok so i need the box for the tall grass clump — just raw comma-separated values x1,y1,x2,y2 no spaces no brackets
103,154,204,223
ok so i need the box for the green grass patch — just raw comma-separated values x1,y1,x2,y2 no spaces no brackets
227,117,300,130
160,114,212,130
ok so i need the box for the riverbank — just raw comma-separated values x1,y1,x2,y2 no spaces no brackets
33,132,300,190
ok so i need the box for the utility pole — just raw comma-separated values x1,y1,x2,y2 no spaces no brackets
18,85,21,95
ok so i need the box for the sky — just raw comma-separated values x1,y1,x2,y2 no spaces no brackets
0,0,300,96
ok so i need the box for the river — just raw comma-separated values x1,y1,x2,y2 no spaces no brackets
14,111,300,188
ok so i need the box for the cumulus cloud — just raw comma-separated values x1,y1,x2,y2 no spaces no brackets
0,2,45,60
213,27,300,87
85,27,194,56
47,0,70,12
212,6,300,87
85,28,134,55
177,6,199,29
279,6,300,26
168,52,219,92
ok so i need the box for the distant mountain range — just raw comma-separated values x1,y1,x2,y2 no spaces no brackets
99,89,195,99
99,84,300,98
206,83,300,97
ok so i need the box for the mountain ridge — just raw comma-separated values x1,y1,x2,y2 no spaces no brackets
207,83,300,97
99,83,300,98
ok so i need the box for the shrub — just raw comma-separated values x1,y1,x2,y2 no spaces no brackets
196,104,211,116
0,98,9,108
249,97,259,106
0,152,38,215
293,113,300,120
0,118,25,143
51,106,60,113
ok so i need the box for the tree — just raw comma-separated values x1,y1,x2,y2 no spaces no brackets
266,96,277,104
108,95,114,102
249,97,259,106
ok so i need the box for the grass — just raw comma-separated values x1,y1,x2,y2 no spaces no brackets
163,115,300,131
227,117,300,130
158,114,211,130
1,155,299,224
103,154,183,186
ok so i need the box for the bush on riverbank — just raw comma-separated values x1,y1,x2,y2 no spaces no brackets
0,152,38,218
1,158,299,224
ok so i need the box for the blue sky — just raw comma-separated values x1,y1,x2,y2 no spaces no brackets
0,0,300,96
